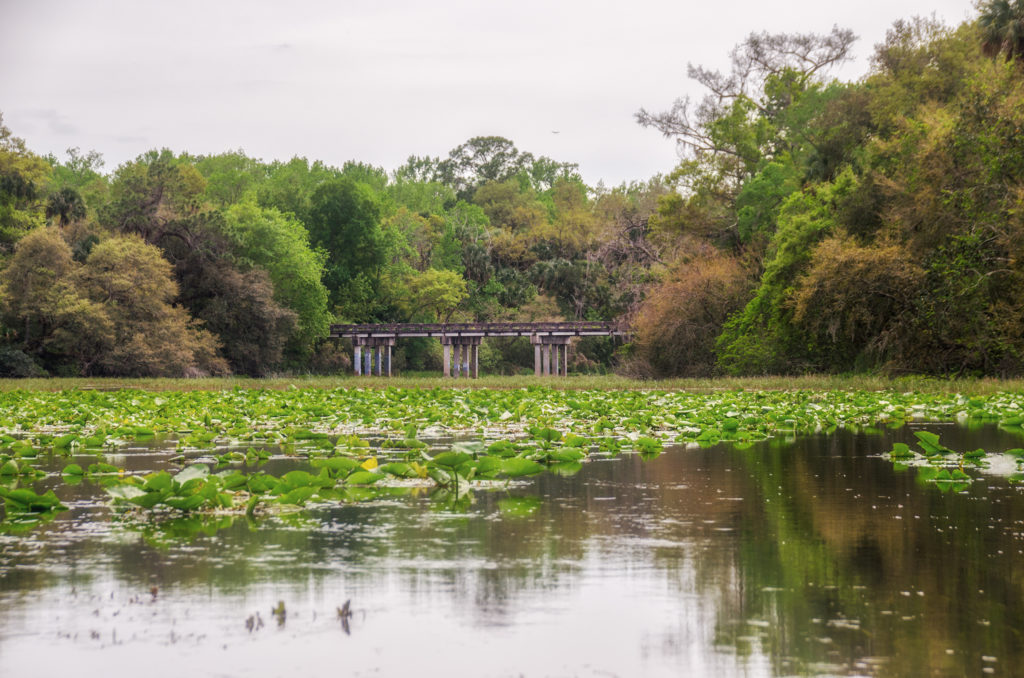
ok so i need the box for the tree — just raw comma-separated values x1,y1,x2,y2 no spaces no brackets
0,227,75,352
400,268,468,322
791,237,925,370
71,236,228,376
978,0,1024,61
101,150,208,248
0,229,228,376
630,248,750,377
45,187,86,226
190,149,264,207
220,201,330,360
0,113,50,247
472,180,546,234
433,137,578,200
177,260,295,376
636,26,856,169
307,177,386,307
256,156,342,221
46,147,107,214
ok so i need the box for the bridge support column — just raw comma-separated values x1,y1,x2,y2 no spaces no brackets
441,336,482,378
353,337,395,377
531,335,571,377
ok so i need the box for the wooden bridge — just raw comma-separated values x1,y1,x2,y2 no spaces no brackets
330,321,627,378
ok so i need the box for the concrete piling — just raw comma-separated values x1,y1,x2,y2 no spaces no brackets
347,324,609,379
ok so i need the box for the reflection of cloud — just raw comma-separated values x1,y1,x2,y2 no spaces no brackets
26,109,78,136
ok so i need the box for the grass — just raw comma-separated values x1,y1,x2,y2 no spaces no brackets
1,373,1024,395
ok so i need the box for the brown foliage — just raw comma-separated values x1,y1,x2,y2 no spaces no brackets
0,229,228,377
630,249,751,377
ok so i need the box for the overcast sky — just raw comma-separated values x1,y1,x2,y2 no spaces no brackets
1,0,976,187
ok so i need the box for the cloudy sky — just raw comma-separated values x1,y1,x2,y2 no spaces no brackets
1,0,975,186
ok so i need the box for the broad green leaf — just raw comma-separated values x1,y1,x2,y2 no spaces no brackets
344,470,383,485
501,458,545,478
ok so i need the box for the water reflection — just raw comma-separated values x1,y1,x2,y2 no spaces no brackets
0,427,1023,676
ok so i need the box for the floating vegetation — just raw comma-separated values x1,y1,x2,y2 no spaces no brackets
3,386,1024,529
0,386,1023,451
883,430,1024,492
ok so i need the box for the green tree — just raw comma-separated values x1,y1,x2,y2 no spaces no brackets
190,150,265,207
220,201,330,360
46,147,107,215
0,227,75,353
45,187,86,227
256,156,342,221
400,268,468,322
307,177,386,310
0,113,50,247
978,0,1024,61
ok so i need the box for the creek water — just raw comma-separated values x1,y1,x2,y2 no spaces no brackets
1,425,1023,677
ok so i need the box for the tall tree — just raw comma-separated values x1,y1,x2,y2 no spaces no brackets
306,177,385,315
0,113,50,247
45,187,86,227
978,0,1024,61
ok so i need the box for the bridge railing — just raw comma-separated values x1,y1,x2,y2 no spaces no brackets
330,321,627,337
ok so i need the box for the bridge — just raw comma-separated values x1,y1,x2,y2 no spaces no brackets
330,321,627,378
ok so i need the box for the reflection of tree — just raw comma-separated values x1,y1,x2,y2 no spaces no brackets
726,429,1024,677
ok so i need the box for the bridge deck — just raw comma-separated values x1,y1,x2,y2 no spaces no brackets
330,321,626,339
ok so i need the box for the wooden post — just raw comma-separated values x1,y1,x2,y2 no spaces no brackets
363,347,371,376
385,344,392,377
374,345,382,376
354,344,362,376
543,343,551,376
443,342,451,378
534,343,542,376
471,343,479,378
462,343,470,377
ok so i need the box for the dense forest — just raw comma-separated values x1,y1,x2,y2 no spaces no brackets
1,4,1023,378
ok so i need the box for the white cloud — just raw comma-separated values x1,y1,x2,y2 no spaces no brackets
0,0,977,184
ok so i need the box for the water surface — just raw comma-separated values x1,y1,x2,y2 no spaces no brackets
1,425,1023,677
